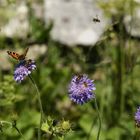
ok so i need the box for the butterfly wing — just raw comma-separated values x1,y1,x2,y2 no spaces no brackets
18,47,29,60
7,47,29,61
23,47,29,57
7,51,20,60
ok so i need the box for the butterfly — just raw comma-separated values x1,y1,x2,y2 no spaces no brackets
7,47,29,61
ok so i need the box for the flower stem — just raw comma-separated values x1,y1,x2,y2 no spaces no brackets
0,120,25,140
12,120,25,140
28,75,44,140
134,129,140,140
87,97,101,140
95,97,102,140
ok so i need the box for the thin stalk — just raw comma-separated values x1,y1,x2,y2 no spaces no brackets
134,129,140,140
49,131,54,140
13,123,25,140
95,97,101,140
0,120,25,140
87,97,101,140
28,75,44,140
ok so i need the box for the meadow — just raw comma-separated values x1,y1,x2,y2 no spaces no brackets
0,0,140,140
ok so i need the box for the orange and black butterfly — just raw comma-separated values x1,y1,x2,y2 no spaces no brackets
7,47,29,61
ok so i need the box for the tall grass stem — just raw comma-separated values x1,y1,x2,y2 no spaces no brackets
87,97,101,140
28,75,44,140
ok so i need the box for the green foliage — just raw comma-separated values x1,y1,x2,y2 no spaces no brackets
41,116,71,139
0,0,140,139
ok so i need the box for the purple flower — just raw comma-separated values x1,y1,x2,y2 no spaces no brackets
26,59,36,71
14,60,36,83
68,74,96,105
135,106,140,127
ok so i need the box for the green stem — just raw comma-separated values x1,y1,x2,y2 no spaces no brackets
0,120,25,140
134,129,140,140
95,97,101,140
28,75,44,140
12,121,25,140
87,97,101,140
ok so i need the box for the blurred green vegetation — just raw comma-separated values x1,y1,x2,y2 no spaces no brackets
0,0,140,139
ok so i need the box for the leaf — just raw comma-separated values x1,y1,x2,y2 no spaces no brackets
41,122,51,133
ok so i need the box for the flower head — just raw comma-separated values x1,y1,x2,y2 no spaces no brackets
14,60,36,83
68,74,96,105
135,106,140,127
26,59,36,71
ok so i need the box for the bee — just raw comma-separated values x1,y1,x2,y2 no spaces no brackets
7,47,29,61
93,15,100,23
24,59,33,67
76,74,83,82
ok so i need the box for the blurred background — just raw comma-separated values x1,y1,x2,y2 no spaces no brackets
0,0,140,139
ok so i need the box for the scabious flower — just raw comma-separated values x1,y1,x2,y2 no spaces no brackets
135,106,140,127
26,59,36,71
68,74,96,105
14,60,36,83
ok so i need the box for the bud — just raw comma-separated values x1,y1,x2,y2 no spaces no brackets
62,121,71,130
